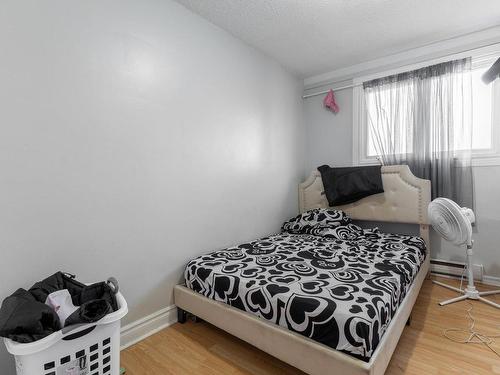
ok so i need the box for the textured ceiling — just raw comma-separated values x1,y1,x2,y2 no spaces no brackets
173,0,500,78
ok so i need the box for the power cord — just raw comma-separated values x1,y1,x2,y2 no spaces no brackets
441,262,500,358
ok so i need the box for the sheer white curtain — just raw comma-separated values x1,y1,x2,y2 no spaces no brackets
364,58,474,207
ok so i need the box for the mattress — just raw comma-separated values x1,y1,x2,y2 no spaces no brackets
184,224,426,361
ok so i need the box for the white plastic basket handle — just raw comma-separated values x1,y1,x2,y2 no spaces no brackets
61,323,97,339
61,323,93,335
107,277,119,294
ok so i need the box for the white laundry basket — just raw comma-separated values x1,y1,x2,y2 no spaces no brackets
4,291,128,375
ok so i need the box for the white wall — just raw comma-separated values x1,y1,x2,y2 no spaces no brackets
304,91,500,280
305,85,353,171
0,0,304,372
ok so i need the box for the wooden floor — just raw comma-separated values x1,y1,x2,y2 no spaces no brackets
121,277,500,374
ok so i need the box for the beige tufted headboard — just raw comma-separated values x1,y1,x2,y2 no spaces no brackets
299,165,431,249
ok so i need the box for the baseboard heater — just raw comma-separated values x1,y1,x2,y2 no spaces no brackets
430,258,484,281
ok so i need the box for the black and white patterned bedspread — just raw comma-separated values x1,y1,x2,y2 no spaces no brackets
184,211,426,361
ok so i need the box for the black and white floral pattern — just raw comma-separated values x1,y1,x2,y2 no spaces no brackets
281,208,352,235
184,209,426,361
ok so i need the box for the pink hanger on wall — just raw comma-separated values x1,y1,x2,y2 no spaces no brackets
323,89,340,113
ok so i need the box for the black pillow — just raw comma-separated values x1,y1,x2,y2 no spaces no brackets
317,165,384,206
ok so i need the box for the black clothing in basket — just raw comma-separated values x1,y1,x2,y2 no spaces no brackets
0,272,118,343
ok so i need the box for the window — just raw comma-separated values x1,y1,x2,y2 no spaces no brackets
471,64,497,152
365,84,414,158
354,50,500,166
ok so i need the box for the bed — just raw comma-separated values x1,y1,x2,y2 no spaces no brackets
174,165,431,375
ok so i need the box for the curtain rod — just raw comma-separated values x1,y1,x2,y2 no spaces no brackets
302,83,361,99
302,40,500,100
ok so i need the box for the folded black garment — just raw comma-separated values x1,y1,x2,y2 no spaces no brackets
79,282,118,312
0,289,61,343
65,299,112,327
318,165,384,206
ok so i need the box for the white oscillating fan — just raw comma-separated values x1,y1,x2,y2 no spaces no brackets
428,198,500,308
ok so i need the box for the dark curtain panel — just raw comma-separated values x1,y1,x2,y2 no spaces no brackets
363,58,474,208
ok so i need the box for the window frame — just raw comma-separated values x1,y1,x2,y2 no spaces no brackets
352,44,500,167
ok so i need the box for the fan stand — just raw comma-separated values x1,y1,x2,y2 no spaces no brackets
433,243,500,309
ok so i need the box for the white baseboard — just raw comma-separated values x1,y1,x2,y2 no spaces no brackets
430,258,483,280
120,305,178,350
430,258,500,287
482,275,500,287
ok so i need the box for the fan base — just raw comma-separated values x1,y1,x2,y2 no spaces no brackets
433,280,500,309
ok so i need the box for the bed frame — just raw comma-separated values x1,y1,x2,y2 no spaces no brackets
174,165,431,375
